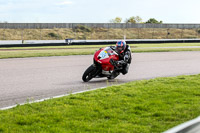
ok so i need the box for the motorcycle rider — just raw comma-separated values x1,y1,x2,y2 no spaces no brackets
112,40,132,75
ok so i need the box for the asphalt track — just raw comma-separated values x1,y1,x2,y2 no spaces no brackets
1,51,200,109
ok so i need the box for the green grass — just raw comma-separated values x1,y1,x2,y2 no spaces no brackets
133,48,200,52
1,74,200,132
132,43,200,48
1,43,200,49
0,49,96,59
1,43,200,59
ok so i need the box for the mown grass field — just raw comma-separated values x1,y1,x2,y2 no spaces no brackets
1,74,200,132
1,43,200,59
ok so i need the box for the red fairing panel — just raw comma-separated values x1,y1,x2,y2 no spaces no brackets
94,47,119,71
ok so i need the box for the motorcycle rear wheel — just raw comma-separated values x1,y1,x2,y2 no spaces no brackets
82,65,96,82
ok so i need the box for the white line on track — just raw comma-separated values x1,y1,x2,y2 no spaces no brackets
0,86,107,110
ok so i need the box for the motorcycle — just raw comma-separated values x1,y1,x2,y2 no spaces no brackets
82,46,123,82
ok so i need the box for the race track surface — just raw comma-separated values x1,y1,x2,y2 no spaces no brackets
1,51,200,109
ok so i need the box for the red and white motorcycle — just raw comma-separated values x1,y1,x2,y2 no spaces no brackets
82,46,124,82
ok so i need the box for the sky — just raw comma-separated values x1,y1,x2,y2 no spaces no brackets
0,0,200,23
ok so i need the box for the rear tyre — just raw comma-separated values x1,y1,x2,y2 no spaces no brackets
82,65,96,82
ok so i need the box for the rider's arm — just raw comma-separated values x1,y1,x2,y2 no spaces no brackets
124,51,131,63
123,45,132,63
117,51,131,65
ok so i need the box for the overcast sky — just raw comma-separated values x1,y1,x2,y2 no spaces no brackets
0,0,200,23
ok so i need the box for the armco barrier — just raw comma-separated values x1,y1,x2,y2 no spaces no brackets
1,39,200,47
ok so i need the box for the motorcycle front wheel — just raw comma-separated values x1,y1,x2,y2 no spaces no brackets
82,65,96,82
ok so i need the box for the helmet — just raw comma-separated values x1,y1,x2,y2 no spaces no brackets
116,40,126,53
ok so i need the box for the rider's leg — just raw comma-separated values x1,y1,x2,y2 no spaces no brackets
121,63,130,75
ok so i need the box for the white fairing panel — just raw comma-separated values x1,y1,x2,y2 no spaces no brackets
98,47,109,60
102,70,111,75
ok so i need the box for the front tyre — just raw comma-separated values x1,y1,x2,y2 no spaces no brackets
82,65,96,82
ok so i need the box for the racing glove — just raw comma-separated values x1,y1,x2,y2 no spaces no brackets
117,60,126,66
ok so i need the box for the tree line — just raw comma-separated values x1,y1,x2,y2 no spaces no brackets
110,16,163,24
0,17,162,24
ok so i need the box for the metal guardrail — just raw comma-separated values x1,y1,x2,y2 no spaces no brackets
0,39,200,47
164,116,200,133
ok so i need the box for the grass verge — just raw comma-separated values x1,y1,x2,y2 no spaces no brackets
1,43,200,59
0,49,96,59
1,74,200,132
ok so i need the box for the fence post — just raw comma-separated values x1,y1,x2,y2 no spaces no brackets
74,27,76,40
65,28,68,40
181,29,184,39
196,29,199,38
107,24,109,40
143,29,145,39
83,26,86,40
21,29,24,42
152,28,154,39
57,29,59,40
91,27,93,39
40,29,42,40
123,27,126,40
3,29,5,40
137,28,140,39
166,29,170,39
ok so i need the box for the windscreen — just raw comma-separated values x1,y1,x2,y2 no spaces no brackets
98,47,117,60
